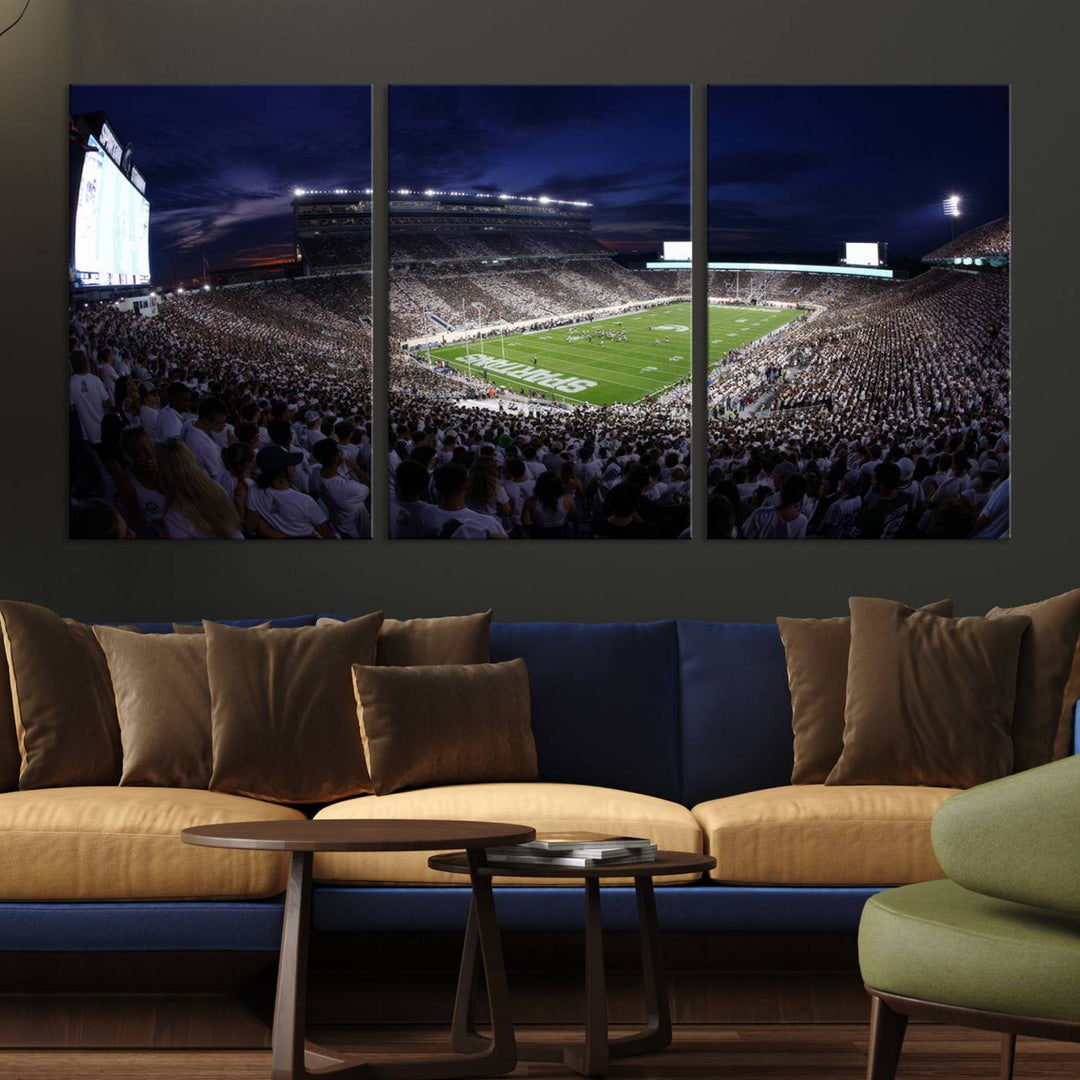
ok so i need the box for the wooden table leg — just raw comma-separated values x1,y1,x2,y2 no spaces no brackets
272,849,515,1080
272,851,323,1080
609,875,671,1058
563,877,609,1077
449,898,487,1054
517,876,674,1076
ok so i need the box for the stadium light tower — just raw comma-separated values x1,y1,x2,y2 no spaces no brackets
944,193,962,241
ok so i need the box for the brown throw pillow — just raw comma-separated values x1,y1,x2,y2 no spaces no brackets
987,590,1080,772
317,611,492,666
207,613,384,803
93,626,212,788
0,601,121,788
0,646,19,792
172,621,272,634
778,599,954,783
827,597,1030,788
1057,639,1080,760
352,659,536,795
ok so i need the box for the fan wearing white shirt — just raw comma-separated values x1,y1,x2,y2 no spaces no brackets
138,386,162,441
311,438,371,539
389,459,443,539
246,445,333,539
741,475,809,540
69,350,112,445
429,463,508,539
157,440,243,540
183,396,230,486
156,383,191,443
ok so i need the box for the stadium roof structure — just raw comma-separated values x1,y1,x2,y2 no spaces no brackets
924,216,1010,267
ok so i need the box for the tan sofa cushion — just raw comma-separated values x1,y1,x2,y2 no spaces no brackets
0,787,305,900
93,625,213,789
317,611,492,666
206,614,384,804
0,600,122,788
352,659,536,795
777,600,953,784
693,784,959,886
313,782,702,886
828,598,1028,788
987,589,1080,771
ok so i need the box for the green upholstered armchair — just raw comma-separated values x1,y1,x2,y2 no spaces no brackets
859,755,1080,1080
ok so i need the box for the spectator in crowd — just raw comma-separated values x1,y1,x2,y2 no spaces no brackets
523,470,578,538
311,438,371,539
158,441,243,540
428,464,508,539
593,483,658,539
246,445,334,539
69,350,111,447
741,475,809,539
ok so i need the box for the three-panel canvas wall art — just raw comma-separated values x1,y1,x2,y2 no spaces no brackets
67,84,1010,541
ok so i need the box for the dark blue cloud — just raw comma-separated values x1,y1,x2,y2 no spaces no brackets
390,85,690,249
708,85,1009,260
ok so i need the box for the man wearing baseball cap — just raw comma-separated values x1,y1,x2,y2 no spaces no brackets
245,445,333,539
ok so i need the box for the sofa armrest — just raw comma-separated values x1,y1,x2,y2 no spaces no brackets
1074,699,1080,756
931,755,1080,917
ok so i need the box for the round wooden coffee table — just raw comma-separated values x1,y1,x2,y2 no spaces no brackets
183,819,535,1080
428,849,716,1078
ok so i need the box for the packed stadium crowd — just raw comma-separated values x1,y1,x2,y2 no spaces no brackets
68,278,373,540
390,260,688,339
300,233,371,268
704,268,1010,539
924,215,1010,263
387,359,691,540
68,209,1010,541
388,229,614,264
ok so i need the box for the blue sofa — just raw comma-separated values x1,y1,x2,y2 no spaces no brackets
3,616,1073,954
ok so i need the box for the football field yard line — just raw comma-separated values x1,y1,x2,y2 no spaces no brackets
418,302,801,406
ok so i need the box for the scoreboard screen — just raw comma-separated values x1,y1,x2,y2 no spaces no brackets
73,135,151,287
843,242,885,267
661,240,692,261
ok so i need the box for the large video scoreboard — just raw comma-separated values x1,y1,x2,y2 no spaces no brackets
71,120,150,288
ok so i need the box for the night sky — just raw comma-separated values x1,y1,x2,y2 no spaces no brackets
68,84,1007,280
69,85,371,283
709,85,1009,261
390,85,691,252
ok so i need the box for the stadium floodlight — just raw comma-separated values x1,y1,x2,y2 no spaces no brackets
177,286,184,294
537,195,551,204
943,194,961,217
424,189,436,197
294,188,306,197
203,283,211,291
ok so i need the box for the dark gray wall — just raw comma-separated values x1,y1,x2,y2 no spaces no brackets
0,0,1074,623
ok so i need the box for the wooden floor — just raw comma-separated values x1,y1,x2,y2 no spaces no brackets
2,1024,1080,1079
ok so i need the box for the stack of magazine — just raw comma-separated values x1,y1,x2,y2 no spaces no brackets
484,832,657,868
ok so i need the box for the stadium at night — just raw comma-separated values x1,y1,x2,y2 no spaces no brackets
65,83,1009,542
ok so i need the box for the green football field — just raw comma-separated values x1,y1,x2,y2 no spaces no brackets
420,302,804,406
